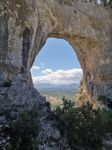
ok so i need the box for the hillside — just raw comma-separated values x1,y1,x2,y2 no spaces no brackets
35,84,79,107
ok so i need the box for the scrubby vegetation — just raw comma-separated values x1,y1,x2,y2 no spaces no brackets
52,97,112,150
5,97,112,150
6,105,39,150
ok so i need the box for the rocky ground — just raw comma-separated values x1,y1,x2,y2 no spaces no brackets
0,72,69,150
38,94,69,150
0,73,112,150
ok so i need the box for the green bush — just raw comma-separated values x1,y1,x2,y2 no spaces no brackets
101,109,112,133
53,97,112,150
7,105,39,150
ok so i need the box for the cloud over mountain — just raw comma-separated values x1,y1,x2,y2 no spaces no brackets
32,68,83,85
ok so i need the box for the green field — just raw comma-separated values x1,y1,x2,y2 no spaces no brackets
37,87,78,108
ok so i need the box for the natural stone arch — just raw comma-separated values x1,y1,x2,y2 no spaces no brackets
30,35,101,107
0,0,112,110
0,0,112,149
28,0,112,107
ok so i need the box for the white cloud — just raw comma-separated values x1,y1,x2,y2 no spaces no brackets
40,62,44,66
31,66,40,71
32,68,83,85
42,69,52,74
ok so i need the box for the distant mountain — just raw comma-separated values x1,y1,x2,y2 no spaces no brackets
34,83,79,90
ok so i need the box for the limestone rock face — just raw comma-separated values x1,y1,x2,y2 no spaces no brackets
0,0,112,149
0,0,112,113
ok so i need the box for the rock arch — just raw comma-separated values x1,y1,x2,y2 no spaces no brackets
0,0,112,110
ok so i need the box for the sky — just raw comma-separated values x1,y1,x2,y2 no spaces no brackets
31,38,83,86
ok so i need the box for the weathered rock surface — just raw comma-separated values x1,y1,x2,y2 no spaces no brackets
38,96,69,150
76,80,99,108
0,0,112,149
0,0,112,107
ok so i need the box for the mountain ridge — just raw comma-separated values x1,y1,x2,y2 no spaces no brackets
34,83,79,90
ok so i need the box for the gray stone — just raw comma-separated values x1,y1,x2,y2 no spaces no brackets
0,116,6,124
1,139,6,144
0,0,111,108
7,137,10,140
10,111,19,120
0,125,3,128
0,0,112,149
